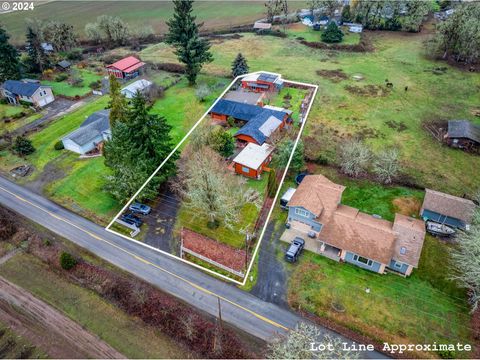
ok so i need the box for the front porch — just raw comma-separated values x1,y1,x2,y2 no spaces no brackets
280,222,341,262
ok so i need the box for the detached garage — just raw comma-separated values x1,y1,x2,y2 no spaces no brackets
232,143,274,179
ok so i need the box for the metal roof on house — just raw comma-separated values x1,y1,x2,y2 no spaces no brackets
233,143,274,170
63,109,111,146
234,111,284,145
223,90,264,105
2,80,45,97
447,120,480,143
210,99,264,121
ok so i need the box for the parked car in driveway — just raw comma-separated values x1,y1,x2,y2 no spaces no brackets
285,237,305,263
129,202,151,215
120,213,143,227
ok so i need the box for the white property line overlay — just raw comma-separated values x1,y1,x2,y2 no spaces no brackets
105,71,318,286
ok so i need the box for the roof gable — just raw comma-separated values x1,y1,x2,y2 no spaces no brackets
107,56,144,72
2,80,43,97
392,214,426,267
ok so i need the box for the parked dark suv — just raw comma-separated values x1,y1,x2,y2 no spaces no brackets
120,213,143,227
285,237,305,263
129,202,151,215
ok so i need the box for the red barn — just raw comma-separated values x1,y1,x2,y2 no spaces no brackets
241,72,283,92
233,143,274,179
106,56,145,80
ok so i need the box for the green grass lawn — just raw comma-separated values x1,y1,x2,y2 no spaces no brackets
141,30,480,196
270,87,308,123
287,239,471,358
148,70,181,88
282,23,361,45
0,103,27,118
150,75,229,143
0,253,188,358
43,69,103,97
0,113,42,135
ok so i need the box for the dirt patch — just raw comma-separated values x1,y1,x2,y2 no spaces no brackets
316,69,348,83
181,228,246,273
345,84,390,97
392,197,422,218
0,276,124,359
24,157,67,194
385,120,408,132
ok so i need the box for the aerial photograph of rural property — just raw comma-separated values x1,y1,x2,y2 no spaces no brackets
0,0,479,359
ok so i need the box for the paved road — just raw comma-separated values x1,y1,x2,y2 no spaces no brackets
0,175,387,358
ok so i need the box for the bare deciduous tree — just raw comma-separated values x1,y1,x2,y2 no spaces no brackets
373,148,400,184
174,146,261,228
338,140,371,178
450,208,480,312
267,322,360,359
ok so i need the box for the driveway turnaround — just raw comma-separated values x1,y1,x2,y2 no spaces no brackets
0,175,387,359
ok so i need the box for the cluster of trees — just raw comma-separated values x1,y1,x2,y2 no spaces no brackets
268,322,359,359
85,15,130,46
273,139,305,175
342,0,431,32
0,26,21,82
166,0,212,85
338,139,401,184
427,2,480,64
451,204,480,312
173,145,260,229
104,76,177,202
190,123,235,158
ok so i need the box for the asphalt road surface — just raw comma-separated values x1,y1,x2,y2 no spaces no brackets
0,175,387,359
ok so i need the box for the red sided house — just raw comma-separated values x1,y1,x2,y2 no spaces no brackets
209,99,291,145
106,56,145,80
241,72,283,92
232,143,274,179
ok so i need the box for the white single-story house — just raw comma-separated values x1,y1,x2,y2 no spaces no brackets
62,109,111,154
1,80,54,107
121,79,153,99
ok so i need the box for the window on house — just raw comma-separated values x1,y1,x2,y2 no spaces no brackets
353,254,373,266
241,166,250,173
400,246,407,255
394,261,403,269
295,208,309,218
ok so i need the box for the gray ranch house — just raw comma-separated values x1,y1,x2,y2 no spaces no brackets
62,109,111,154
1,80,54,107
282,175,426,276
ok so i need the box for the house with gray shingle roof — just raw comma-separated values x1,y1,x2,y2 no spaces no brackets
1,80,54,107
62,110,111,154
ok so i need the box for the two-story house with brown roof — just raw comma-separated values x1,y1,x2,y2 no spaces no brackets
283,175,426,276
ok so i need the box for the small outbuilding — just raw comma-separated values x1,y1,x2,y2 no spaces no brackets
253,21,272,32
57,60,71,71
232,143,274,179
106,56,145,80
121,79,153,99
445,120,480,151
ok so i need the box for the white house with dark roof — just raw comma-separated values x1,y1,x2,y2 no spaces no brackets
121,79,153,99
1,80,54,107
62,109,111,154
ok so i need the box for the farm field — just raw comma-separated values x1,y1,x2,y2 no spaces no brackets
287,235,472,358
140,30,480,196
0,253,189,358
42,69,103,97
0,1,306,44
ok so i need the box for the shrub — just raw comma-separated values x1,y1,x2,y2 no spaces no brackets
227,116,235,127
195,84,211,102
322,22,344,43
54,140,64,150
13,136,35,156
55,73,69,82
155,62,185,73
338,139,371,177
89,80,102,90
66,49,83,61
59,251,77,270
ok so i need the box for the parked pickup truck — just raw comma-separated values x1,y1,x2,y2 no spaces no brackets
285,237,305,263
120,213,143,227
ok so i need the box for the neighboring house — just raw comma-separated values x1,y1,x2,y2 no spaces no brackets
420,189,476,231
284,175,426,276
209,99,290,145
62,109,111,154
241,72,283,92
349,24,363,33
224,90,265,106
121,79,153,99
1,80,54,107
232,143,274,179
106,56,145,80
57,60,71,71
41,42,54,53
445,120,480,151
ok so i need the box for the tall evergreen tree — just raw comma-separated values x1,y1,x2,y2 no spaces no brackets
25,24,49,73
321,21,344,43
108,74,128,127
104,93,177,202
166,0,213,85
0,26,21,82
231,53,249,78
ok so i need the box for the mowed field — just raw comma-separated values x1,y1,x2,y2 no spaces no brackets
1,0,302,44
139,28,480,196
